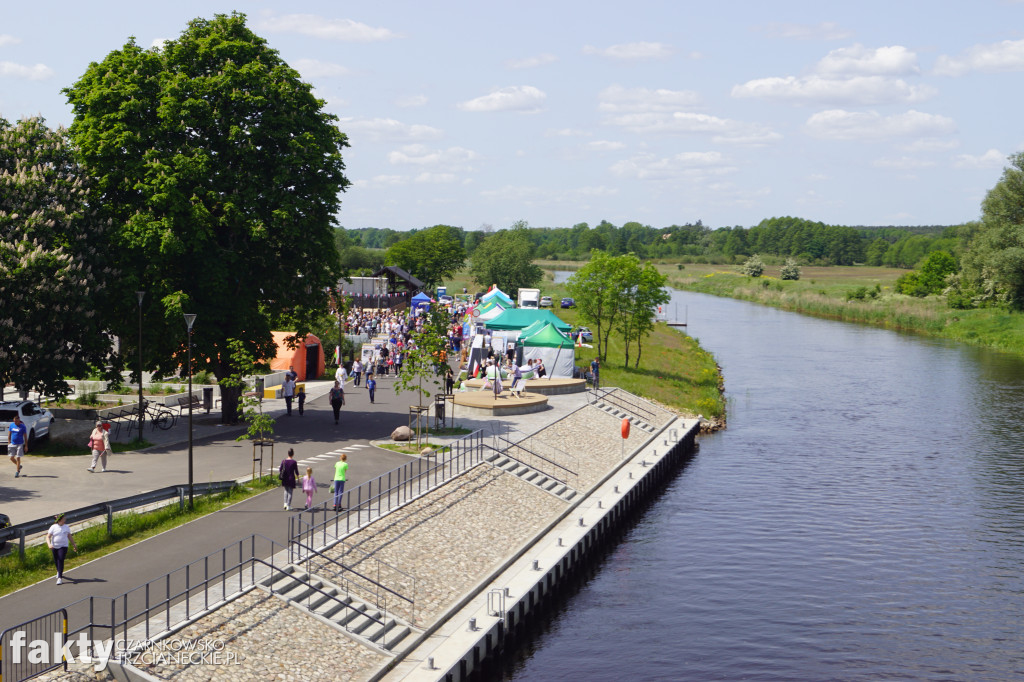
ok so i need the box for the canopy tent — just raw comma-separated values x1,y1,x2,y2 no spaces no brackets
411,291,431,308
480,285,514,307
474,298,507,321
519,323,575,378
483,308,571,332
269,332,325,382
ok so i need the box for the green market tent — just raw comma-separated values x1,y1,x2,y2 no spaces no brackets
474,298,507,321
481,286,514,307
484,308,571,332
519,323,575,377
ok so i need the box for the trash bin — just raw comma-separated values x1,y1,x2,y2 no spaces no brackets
434,394,446,424
203,387,214,413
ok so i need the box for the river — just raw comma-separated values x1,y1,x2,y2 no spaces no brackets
503,287,1024,681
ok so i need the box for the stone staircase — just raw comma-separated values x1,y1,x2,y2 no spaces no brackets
590,398,660,433
484,451,579,502
258,565,421,655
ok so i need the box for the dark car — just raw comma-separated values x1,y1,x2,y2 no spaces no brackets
560,297,575,308
0,512,10,553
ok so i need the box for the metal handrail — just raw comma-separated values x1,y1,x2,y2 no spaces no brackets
588,386,658,422
289,429,486,552
292,537,417,627
493,433,578,487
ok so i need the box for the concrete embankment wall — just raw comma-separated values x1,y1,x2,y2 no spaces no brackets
383,417,700,682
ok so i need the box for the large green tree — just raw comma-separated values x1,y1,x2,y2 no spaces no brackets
0,117,113,398
960,152,1024,308
385,224,466,290
616,259,670,368
64,12,350,421
469,221,543,294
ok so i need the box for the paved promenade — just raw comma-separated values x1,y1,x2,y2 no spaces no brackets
1,376,678,681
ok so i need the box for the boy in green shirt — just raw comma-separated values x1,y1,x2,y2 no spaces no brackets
333,453,348,511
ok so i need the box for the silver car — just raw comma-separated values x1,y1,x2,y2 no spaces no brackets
0,401,55,450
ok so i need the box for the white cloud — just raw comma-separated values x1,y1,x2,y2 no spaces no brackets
934,38,1024,76
0,61,54,80
732,75,934,105
0,34,21,47
804,109,956,140
755,22,853,41
479,184,619,203
898,138,960,152
583,42,673,60
415,172,457,183
506,54,557,69
150,38,169,50
952,149,1006,169
388,144,479,170
872,156,937,169
395,94,428,108
587,140,626,151
258,14,398,42
598,84,701,113
457,85,546,113
547,128,592,137
353,174,408,189
293,59,350,78
337,117,443,142
609,151,737,181
816,44,920,76
606,111,780,145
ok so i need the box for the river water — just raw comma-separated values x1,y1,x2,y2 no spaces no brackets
504,288,1024,681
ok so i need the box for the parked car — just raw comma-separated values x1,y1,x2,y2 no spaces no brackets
560,297,575,308
0,512,9,553
0,400,54,450
438,294,454,305
539,295,553,307
570,327,593,342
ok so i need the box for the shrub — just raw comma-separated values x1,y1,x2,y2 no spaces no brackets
779,258,801,281
846,286,869,301
741,254,765,277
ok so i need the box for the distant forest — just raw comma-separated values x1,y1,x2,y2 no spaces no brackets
339,217,970,270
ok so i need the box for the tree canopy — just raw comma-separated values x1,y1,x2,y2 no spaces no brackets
0,117,113,397
384,224,466,290
469,221,543,293
63,12,350,421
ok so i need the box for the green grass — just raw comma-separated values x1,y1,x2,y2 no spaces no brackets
0,475,279,596
664,262,1024,356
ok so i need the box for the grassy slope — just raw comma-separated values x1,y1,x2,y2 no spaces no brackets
445,267,725,419
661,262,1024,356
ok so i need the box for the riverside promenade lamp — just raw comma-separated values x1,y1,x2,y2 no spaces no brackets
136,291,145,437
184,313,197,509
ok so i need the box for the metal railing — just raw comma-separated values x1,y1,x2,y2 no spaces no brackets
289,429,487,556
291,536,418,628
587,386,659,423
0,481,239,559
492,432,579,491
1,608,68,682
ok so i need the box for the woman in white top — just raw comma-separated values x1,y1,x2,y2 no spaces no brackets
46,513,78,584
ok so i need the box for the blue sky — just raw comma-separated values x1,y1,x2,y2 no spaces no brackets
2,1,1023,231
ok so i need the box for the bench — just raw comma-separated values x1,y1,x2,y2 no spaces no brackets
176,394,202,418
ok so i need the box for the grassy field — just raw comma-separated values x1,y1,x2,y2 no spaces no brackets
443,267,725,420
657,262,1024,356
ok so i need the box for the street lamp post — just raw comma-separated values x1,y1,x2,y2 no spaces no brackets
184,313,197,509
136,291,145,438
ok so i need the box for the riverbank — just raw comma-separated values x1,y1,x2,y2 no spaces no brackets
443,269,727,425
660,263,1024,357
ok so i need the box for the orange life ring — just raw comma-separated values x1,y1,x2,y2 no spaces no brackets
621,418,630,439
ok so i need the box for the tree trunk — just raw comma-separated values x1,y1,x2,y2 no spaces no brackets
220,383,242,424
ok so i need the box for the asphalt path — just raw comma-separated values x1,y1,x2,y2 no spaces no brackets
0,373,425,635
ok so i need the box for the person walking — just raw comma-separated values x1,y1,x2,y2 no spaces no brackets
335,362,348,386
352,359,362,387
7,414,27,478
86,420,111,472
46,513,78,585
282,374,296,416
366,374,377,404
279,449,300,510
301,466,317,510
329,380,345,424
297,385,306,416
332,453,348,511
590,357,600,389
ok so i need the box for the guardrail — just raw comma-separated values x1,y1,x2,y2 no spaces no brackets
0,481,239,559
587,385,658,423
493,432,579,490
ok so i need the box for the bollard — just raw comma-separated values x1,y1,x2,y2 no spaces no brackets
532,559,540,571
469,617,477,631
557,537,563,547
579,517,585,526
504,587,511,597
427,657,435,670
598,500,603,509
615,485,620,493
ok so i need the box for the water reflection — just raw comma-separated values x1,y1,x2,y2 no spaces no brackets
507,288,1024,681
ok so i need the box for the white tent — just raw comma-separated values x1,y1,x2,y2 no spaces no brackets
519,323,576,378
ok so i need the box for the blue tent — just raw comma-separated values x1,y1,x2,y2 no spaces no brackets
411,291,431,308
